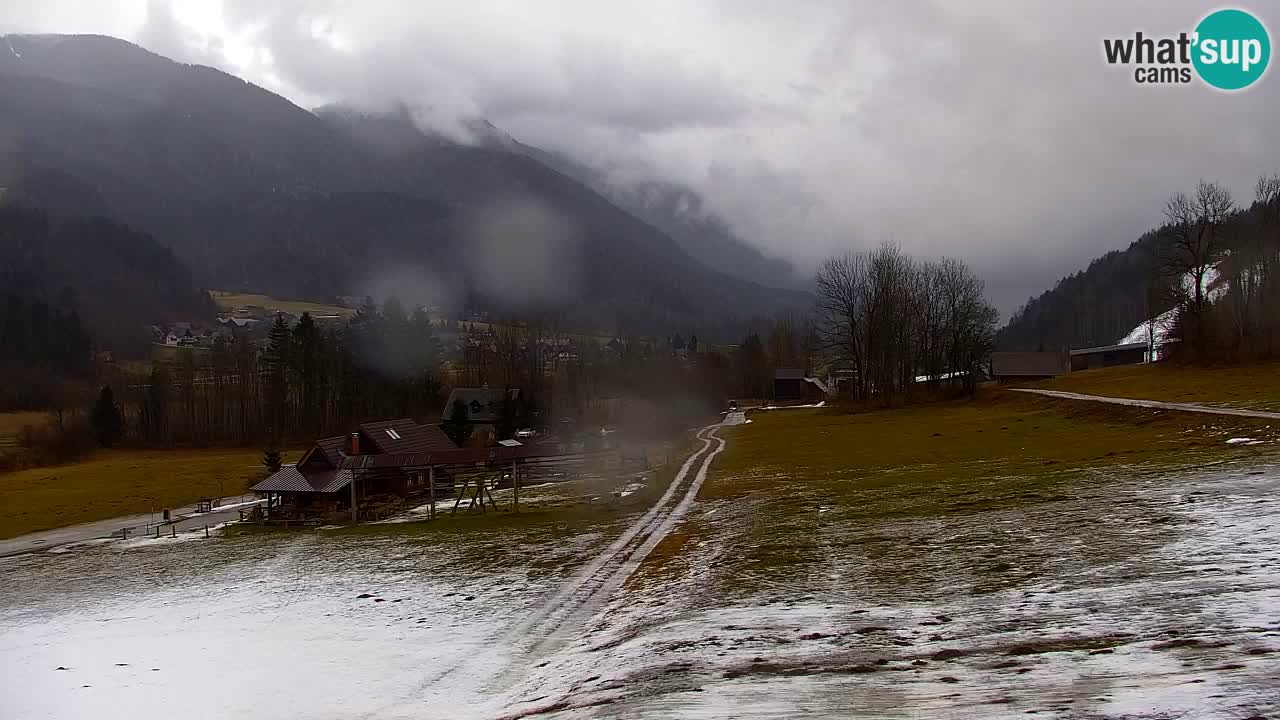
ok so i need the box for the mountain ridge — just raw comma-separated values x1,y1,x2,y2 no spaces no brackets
0,33,810,340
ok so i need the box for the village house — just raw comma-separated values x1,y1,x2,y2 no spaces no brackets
1069,341,1148,371
990,351,1071,382
218,316,261,330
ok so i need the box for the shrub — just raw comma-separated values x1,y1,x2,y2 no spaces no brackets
17,414,96,467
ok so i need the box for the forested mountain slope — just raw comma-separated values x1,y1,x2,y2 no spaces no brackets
0,205,215,355
0,33,809,339
997,230,1172,351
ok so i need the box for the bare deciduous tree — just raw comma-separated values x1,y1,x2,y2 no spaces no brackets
1161,181,1235,354
815,243,996,403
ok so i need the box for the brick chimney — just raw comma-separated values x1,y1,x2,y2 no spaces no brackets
350,432,360,455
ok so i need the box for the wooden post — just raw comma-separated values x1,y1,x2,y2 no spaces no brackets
483,477,498,511
171,524,176,538
204,525,209,538
452,476,471,515
428,467,436,520
351,471,358,523
512,459,519,512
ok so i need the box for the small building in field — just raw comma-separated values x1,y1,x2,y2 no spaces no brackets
990,351,1070,382
1069,341,1148,371
772,368,827,405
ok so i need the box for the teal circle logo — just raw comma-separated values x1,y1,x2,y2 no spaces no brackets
1192,9,1270,90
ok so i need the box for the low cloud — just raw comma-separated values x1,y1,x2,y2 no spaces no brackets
463,195,582,310
8,0,1280,316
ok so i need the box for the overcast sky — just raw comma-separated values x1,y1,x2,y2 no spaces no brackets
5,0,1280,315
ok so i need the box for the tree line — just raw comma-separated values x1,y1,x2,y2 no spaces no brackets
0,205,216,359
814,243,997,404
1158,177,1280,359
0,295,93,410
100,303,445,447
76,300,737,452
451,319,733,439
999,173,1280,360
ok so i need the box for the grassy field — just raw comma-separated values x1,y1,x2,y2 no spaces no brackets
209,291,356,319
1030,360,1280,411
0,448,273,539
0,411,49,446
711,391,1276,500
640,387,1279,596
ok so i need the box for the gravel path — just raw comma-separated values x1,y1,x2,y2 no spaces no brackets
1011,388,1280,420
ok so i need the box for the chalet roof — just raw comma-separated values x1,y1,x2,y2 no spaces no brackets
251,466,355,494
359,419,455,454
338,440,564,471
441,388,520,423
991,352,1070,378
314,436,348,466
1069,341,1148,357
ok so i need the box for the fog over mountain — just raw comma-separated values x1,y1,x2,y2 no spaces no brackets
0,33,814,342
6,1,1280,316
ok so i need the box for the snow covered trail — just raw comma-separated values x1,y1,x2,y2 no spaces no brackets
505,415,737,660
365,413,743,718
0,416,745,720
1012,388,1280,421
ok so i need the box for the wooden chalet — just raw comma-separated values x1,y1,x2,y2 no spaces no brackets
251,417,579,525
252,419,456,524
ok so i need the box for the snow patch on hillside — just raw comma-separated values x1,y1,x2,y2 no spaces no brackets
1116,267,1223,351
1119,307,1178,346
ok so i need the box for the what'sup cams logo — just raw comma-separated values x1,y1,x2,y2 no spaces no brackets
1104,8,1270,90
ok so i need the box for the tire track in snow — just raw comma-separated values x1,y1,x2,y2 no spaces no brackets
384,416,739,718
504,418,732,660
493,416,736,717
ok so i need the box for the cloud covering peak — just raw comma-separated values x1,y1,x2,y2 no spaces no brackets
5,0,1280,315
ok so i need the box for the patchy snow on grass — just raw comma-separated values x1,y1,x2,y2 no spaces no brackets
613,482,646,498
758,401,825,411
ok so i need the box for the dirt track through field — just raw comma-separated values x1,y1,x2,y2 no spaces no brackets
1011,387,1280,420
368,414,741,719
495,417,736,694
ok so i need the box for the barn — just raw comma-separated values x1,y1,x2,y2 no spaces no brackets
772,368,827,404
990,351,1070,383
1069,342,1148,371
